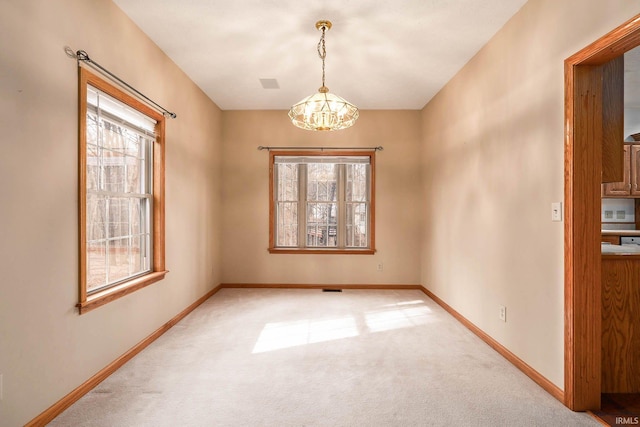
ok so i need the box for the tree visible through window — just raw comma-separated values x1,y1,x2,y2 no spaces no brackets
269,151,375,254
78,68,166,314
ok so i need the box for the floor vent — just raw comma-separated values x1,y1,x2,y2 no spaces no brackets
322,289,343,292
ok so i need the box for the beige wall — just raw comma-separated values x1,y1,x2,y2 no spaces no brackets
221,110,422,285
4,0,640,423
0,1,222,425
420,0,639,389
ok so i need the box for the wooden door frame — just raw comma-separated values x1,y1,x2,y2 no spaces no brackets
564,14,640,411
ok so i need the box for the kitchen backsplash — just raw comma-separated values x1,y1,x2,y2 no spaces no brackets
602,198,635,229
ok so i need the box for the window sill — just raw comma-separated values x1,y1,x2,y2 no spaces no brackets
268,248,375,255
77,270,168,315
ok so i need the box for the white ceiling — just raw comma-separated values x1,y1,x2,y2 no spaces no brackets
112,0,528,110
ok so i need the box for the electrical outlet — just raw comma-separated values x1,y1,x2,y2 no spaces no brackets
604,210,614,219
499,306,507,322
377,263,383,271
616,210,626,219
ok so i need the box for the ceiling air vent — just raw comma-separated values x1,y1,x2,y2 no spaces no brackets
259,78,279,89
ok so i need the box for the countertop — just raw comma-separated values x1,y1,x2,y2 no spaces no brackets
602,243,640,255
601,230,640,236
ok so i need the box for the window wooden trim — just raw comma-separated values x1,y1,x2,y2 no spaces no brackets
77,68,167,314
268,150,376,254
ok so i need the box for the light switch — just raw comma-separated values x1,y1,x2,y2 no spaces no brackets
551,202,562,222
605,210,614,219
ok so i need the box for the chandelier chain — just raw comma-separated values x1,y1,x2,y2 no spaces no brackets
317,25,327,88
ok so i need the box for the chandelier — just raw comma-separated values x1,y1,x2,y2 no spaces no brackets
288,20,359,131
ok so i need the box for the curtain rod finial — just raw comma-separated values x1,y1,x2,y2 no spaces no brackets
76,50,89,61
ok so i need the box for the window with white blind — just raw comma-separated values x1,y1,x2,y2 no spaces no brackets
78,68,167,314
269,151,375,254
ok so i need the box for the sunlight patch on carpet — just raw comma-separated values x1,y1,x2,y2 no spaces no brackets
383,300,426,307
252,316,358,353
365,300,434,332
252,300,435,353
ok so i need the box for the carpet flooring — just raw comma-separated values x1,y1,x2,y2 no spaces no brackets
50,289,600,426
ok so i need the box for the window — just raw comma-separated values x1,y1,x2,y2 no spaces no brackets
78,68,166,314
269,151,375,254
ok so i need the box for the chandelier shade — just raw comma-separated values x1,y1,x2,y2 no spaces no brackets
288,21,358,131
288,86,359,131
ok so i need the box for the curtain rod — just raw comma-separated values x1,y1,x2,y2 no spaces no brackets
258,146,383,151
65,47,177,119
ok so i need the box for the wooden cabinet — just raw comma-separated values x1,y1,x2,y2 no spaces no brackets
602,145,630,196
602,145,640,197
601,57,624,183
601,257,640,392
601,235,621,245
633,145,640,196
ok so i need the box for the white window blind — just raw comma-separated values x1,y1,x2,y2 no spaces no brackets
87,86,156,134
274,156,370,165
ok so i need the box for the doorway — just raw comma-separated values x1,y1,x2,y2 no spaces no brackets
564,14,640,411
